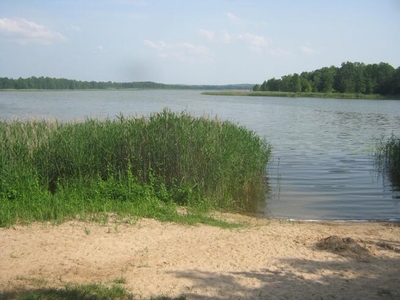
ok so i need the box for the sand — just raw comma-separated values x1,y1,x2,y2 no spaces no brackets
0,214,399,299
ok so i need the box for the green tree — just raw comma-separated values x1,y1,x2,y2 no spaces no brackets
15,77,28,89
290,73,301,92
301,78,312,92
334,62,356,93
393,67,400,95
260,80,268,91
280,75,292,92
375,62,395,95
318,66,337,92
266,78,281,91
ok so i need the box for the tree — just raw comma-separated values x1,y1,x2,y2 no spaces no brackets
374,62,395,95
334,62,357,93
393,67,400,95
290,73,301,92
260,80,268,91
15,77,28,89
280,75,292,92
319,66,337,92
266,78,281,91
301,78,312,92
256,61,398,96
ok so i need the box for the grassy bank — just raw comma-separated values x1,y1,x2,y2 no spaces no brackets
0,109,271,227
375,135,400,189
1,282,185,300
202,90,394,100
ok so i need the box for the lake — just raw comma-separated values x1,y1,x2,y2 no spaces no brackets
1,90,400,221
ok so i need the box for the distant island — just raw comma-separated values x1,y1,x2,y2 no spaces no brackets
0,77,253,91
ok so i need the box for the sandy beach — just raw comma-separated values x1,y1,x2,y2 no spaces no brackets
1,214,399,299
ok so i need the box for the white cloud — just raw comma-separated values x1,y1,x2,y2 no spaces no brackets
200,28,287,56
97,45,104,51
219,31,271,53
143,39,212,62
225,12,243,24
198,29,215,41
0,18,67,45
300,45,318,55
143,39,170,50
269,47,293,58
238,33,271,48
221,30,234,43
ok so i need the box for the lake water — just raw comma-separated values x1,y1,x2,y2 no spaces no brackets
1,90,400,221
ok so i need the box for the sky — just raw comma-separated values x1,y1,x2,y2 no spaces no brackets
0,0,399,85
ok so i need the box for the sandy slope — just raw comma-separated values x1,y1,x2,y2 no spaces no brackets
0,214,399,299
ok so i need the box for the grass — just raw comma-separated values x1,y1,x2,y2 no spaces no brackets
375,135,400,189
0,109,271,227
0,282,186,300
202,90,393,100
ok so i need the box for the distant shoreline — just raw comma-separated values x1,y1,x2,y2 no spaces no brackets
202,90,400,100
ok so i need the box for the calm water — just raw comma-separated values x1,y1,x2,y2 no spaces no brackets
1,90,400,220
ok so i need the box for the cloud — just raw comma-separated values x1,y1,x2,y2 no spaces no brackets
238,33,271,52
269,47,293,58
300,45,318,55
143,40,170,50
198,29,215,41
143,39,212,62
221,30,234,43
219,31,271,53
200,29,288,56
225,12,243,24
0,17,67,44
97,45,104,51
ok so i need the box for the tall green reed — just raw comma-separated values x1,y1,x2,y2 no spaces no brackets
0,109,271,226
375,135,400,189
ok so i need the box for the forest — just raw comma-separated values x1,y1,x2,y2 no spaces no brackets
254,62,400,96
0,76,252,91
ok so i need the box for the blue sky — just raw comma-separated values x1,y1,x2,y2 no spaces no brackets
0,0,399,85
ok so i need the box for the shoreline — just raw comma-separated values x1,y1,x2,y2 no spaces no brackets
1,214,399,299
201,90,400,100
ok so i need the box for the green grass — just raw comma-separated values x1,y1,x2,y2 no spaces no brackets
375,135,400,189
0,282,186,300
0,109,271,227
202,90,393,100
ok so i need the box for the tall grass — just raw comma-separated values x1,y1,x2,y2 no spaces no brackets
0,109,271,227
375,135,400,189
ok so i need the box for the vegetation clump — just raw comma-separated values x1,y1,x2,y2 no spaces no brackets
375,135,400,189
0,109,271,227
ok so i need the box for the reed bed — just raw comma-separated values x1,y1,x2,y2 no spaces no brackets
375,135,400,189
0,109,271,227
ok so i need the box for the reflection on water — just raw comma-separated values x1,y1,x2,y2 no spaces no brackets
1,90,400,220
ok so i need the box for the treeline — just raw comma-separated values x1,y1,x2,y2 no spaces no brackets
254,62,400,96
0,76,253,91
0,77,167,90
